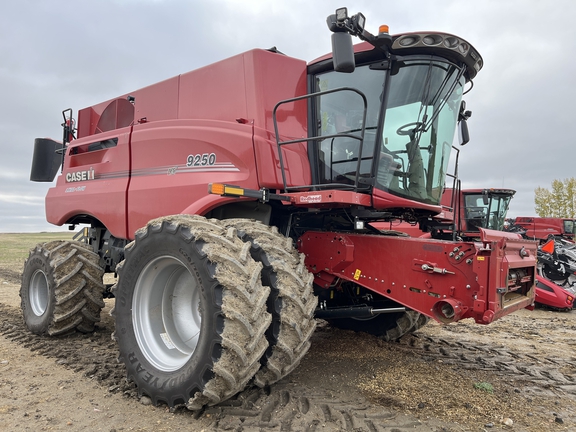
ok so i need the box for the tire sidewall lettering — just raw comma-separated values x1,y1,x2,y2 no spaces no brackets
125,355,198,390
178,247,204,290
115,224,220,400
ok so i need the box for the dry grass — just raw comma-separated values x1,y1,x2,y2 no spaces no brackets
0,232,74,271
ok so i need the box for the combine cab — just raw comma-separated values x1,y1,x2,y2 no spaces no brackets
23,8,536,410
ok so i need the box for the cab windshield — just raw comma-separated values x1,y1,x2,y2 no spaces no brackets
464,193,513,232
315,56,465,206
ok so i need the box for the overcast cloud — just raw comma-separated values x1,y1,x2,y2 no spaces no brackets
1,0,574,233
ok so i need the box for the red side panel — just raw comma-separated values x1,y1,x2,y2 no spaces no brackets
246,49,310,189
46,128,131,239
243,49,307,134
253,127,311,189
132,77,180,125
126,119,257,236
77,107,97,139
177,49,310,189
76,77,180,139
372,187,442,213
178,55,248,123
52,49,310,236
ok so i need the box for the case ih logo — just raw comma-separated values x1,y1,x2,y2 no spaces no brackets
66,168,95,182
299,194,322,203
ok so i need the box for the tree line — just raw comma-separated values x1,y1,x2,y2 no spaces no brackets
534,178,576,218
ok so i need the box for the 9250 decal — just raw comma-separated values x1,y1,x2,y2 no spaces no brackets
187,153,216,167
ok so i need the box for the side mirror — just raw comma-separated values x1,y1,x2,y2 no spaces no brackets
458,100,471,145
331,31,355,73
458,119,470,145
327,11,355,73
482,189,489,205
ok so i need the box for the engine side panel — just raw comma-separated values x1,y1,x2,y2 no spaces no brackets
47,49,311,237
46,128,131,239
126,120,258,236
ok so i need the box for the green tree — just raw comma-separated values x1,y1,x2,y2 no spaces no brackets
534,178,576,217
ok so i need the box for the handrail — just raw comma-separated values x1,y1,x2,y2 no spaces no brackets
272,87,368,193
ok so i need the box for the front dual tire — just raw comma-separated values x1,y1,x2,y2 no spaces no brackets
20,240,105,336
112,216,275,409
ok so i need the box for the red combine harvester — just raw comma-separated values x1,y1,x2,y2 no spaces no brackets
23,8,537,409
507,217,576,242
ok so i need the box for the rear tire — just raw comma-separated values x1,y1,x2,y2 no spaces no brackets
112,215,271,409
221,219,317,387
20,240,105,336
409,312,430,333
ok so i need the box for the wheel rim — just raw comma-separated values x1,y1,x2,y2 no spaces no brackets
133,255,202,372
29,269,49,316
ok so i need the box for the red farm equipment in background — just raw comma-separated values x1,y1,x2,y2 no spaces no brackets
507,217,576,243
534,275,574,311
534,237,576,310
23,8,537,410
376,186,573,311
374,187,516,241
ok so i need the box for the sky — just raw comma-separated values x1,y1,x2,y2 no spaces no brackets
1,0,575,233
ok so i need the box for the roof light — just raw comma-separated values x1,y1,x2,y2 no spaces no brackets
443,36,459,48
397,35,420,47
352,13,366,32
379,24,389,34
336,7,348,22
423,34,443,46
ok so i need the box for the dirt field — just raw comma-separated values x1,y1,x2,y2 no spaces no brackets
0,233,575,431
